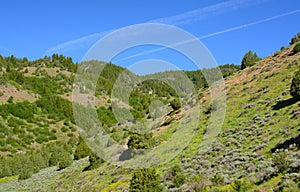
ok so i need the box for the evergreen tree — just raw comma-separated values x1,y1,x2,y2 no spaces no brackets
18,155,34,180
0,158,12,178
30,151,48,172
129,168,163,192
241,50,261,70
170,98,181,111
127,133,154,150
84,152,104,171
49,145,73,170
293,43,300,54
291,70,300,100
7,96,13,103
74,136,92,160
10,154,34,180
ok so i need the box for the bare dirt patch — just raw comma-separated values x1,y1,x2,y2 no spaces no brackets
0,84,38,104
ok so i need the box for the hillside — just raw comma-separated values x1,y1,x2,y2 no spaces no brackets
0,40,299,191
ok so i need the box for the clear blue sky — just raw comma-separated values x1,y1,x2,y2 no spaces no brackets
0,0,300,71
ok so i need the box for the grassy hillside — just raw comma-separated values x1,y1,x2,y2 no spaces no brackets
0,40,300,191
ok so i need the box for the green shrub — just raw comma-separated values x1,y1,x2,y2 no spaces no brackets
61,126,68,133
170,164,185,187
293,43,300,54
6,137,19,147
70,126,77,132
129,168,163,192
210,174,224,186
35,135,48,144
23,134,34,145
273,150,291,173
36,95,74,123
290,70,300,99
241,50,261,70
96,106,118,127
49,145,73,170
0,133,5,139
74,136,92,160
170,98,181,111
0,139,6,147
0,159,12,178
7,96,13,103
127,133,154,150
48,134,57,141
9,154,34,180
0,101,37,120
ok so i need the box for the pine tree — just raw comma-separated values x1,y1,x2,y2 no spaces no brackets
293,43,300,54
49,145,73,170
290,70,300,100
241,50,261,70
74,136,92,160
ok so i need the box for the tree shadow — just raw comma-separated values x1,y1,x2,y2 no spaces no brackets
119,149,133,161
271,97,298,110
271,133,300,153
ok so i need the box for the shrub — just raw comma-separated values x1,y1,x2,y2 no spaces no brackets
49,145,73,170
7,96,13,103
170,98,181,111
129,168,163,192
170,164,185,187
210,174,224,186
84,152,104,171
293,43,300,54
35,135,48,144
231,179,251,192
61,126,68,133
9,154,34,180
241,50,261,70
290,70,300,99
127,133,154,150
273,150,291,173
74,136,92,160
0,159,12,178
48,134,57,141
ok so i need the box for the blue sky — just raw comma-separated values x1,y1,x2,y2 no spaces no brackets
0,0,300,71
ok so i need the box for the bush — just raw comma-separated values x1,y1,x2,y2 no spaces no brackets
127,133,154,150
7,96,13,103
170,165,185,187
0,159,12,178
84,152,104,171
170,98,181,111
293,43,300,54
74,136,92,160
241,50,261,70
273,150,291,173
210,174,224,186
49,145,73,170
0,101,37,120
290,70,300,99
61,126,68,133
129,168,163,192
35,135,48,144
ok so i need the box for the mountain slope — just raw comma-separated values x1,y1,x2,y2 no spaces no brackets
0,42,299,191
